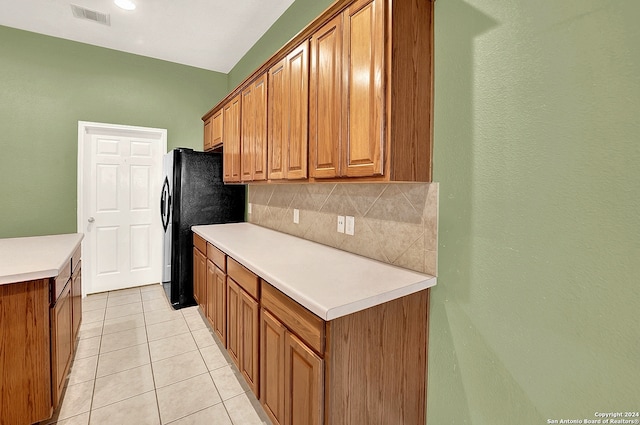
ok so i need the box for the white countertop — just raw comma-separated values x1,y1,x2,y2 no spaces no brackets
192,223,436,320
0,233,84,285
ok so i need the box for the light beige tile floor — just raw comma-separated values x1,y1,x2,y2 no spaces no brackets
44,284,271,425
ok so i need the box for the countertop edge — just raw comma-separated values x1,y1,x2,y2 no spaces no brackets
0,233,84,286
193,224,436,321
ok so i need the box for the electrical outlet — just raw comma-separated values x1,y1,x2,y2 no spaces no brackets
248,203,252,214
293,208,300,224
346,216,355,235
337,215,345,233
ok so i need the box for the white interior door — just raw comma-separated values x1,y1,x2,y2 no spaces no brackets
79,122,166,295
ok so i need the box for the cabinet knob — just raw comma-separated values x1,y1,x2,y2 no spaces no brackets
88,217,95,223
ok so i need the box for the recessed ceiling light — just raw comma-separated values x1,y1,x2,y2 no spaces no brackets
114,0,136,11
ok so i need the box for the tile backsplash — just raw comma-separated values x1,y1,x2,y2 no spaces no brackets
247,182,438,276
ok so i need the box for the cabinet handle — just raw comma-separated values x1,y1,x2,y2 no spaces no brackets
88,217,95,223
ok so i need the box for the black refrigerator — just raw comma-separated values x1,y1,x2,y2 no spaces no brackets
160,148,245,309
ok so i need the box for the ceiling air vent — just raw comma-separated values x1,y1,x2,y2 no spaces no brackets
71,4,111,26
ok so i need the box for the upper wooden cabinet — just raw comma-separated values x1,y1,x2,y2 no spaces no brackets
212,109,223,149
222,94,242,183
242,74,268,181
203,0,434,182
203,116,213,151
268,41,309,180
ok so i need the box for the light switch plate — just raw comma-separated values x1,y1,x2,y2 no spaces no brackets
248,203,252,214
346,216,355,235
293,208,300,224
337,216,345,233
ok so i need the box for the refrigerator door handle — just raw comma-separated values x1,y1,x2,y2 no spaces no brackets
161,177,171,232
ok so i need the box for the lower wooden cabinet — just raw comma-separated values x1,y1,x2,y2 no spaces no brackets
193,246,206,307
51,280,73,407
227,277,260,396
261,309,323,425
193,234,430,425
71,261,82,344
285,332,323,425
213,266,227,345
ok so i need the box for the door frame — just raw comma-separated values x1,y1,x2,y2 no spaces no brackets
77,121,168,296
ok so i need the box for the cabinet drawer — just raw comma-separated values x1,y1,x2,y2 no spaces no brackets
71,245,81,273
261,281,325,355
54,262,71,302
193,233,207,253
227,258,259,300
207,243,226,272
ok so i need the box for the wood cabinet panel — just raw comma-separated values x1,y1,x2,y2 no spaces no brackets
262,281,324,355
261,309,286,425
51,280,73,408
0,278,52,424
239,290,260,396
343,0,384,177
193,247,206,307
227,278,241,368
310,14,343,179
241,74,268,182
212,109,223,149
213,266,227,346
285,332,323,425
227,257,259,300
203,115,213,151
268,42,309,180
206,259,216,326
71,262,82,344
207,242,226,272
285,42,309,180
268,59,287,180
223,94,242,183
193,233,207,254
326,290,429,424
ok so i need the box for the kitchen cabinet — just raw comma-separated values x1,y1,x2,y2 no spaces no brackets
261,281,324,425
205,259,216,327
310,0,384,179
193,224,435,425
203,115,213,151
51,279,72,407
226,257,260,396
0,234,83,424
241,73,268,181
193,243,206,308
213,265,227,344
203,0,433,182
212,109,223,149
222,94,242,183
268,41,309,180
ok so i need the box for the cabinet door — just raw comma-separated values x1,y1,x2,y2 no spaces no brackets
343,0,384,177
285,41,309,180
261,309,286,425
268,58,287,180
206,260,216,326
212,109,223,149
223,94,242,183
51,281,73,408
239,290,260,396
253,74,268,181
241,83,255,181
213,266,227,346
284,332,323,425
227,278,241,368
203,116,213,151
310,13,343,179
193,248,206,307
71,263,82,344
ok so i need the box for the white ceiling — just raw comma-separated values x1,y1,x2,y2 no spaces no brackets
0,0,295,73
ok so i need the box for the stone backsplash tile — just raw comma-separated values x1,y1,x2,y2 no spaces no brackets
248,182,438,275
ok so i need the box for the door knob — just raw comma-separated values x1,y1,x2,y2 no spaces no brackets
88,217,95,223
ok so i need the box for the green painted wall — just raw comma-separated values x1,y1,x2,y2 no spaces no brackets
429,0,639,423
0,25,227,238
227,0,334,89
